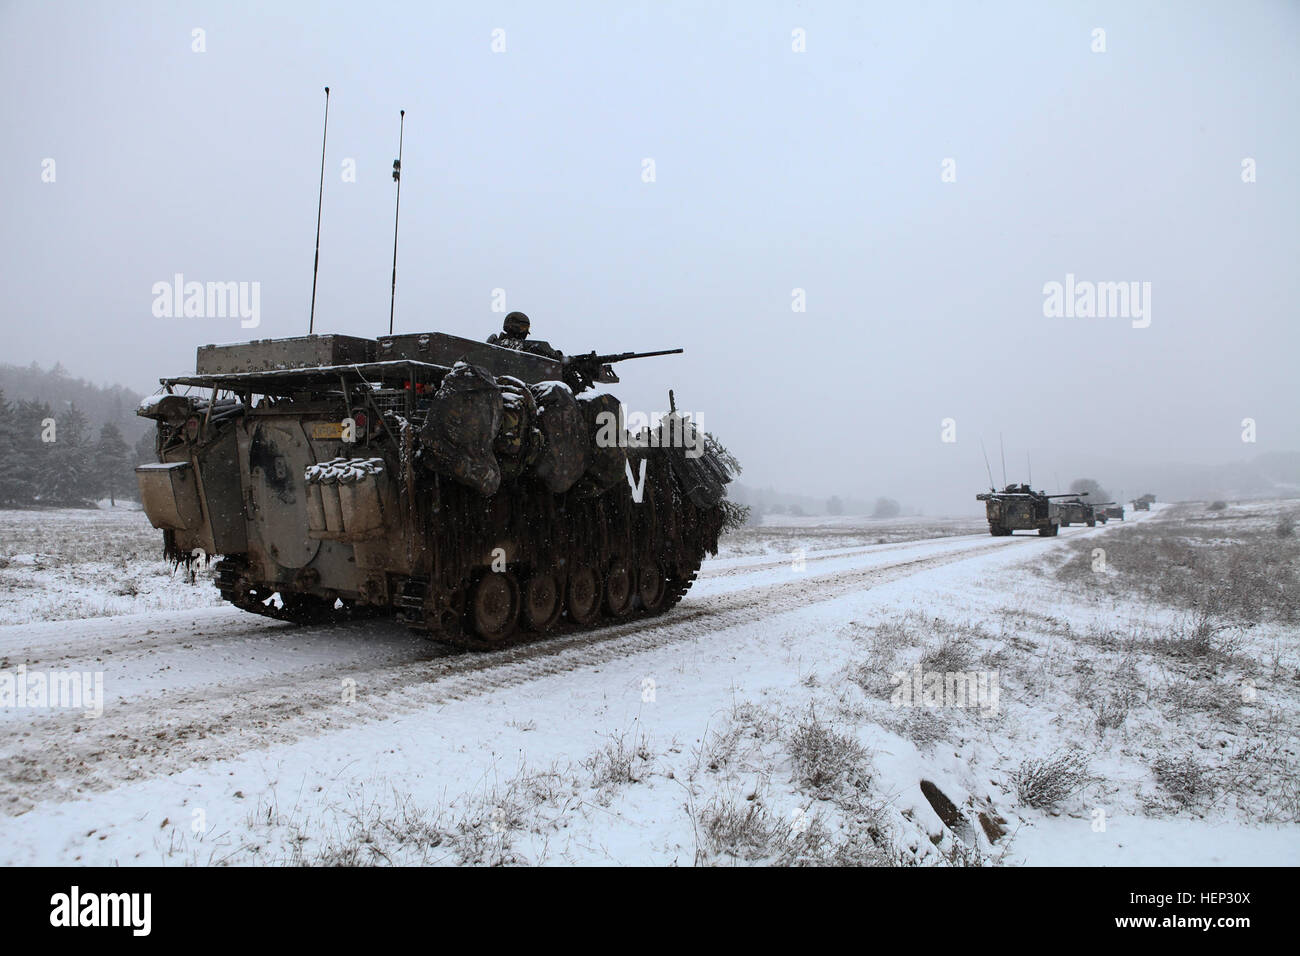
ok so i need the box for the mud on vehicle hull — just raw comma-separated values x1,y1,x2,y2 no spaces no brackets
212,455,720,650
137,332,732,651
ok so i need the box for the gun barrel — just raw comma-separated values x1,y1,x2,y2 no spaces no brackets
594,348,684,363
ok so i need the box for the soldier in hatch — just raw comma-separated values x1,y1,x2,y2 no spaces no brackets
487,311,563,361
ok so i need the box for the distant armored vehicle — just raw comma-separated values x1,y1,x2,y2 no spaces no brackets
137,331,732,649
1089,502,1122,522
1133,494,1156,511
1058,497,1097,528
976,483,1077,536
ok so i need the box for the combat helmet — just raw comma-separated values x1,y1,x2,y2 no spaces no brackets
503,311,530,337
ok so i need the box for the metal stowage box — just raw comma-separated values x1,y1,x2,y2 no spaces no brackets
376,332,562,383
136,461,204,532
196,335,377,374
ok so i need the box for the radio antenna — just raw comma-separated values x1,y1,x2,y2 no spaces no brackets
309,86,330,334
999,433,1007,487
980,439,995,491
388,109,405,335
1027,453,1032,487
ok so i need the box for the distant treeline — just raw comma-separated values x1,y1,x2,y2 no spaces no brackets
0,387,152,507
0,362,150,442
729,483,915,518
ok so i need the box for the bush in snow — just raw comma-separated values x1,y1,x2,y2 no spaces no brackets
787,708,869,796
1011,749,1091,809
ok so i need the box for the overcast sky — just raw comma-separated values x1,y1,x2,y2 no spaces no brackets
2,0,1296,512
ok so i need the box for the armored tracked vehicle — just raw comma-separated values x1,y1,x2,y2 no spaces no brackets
1087,502,1119,524
1057,496,1096,528
1133,494,1156,511
136,331,734,649
976,483,1078,536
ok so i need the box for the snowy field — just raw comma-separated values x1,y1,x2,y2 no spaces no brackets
0,506,222,626
0,501,1296,866
715,513,989,560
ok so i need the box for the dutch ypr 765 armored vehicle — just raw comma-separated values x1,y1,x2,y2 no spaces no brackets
1057,496,1097,528
135,332,734,649
976,483,1079,536
1089,502,1119,524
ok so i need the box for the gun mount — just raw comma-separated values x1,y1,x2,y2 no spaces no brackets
561,348,684,394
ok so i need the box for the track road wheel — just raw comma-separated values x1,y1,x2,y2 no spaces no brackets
566,565,601,626
468,571,519,643
522,572,562,632
1038,525,1053,537
604,561,634,617
637,560,667,613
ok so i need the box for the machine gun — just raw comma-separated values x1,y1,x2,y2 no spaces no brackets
562,348,684,393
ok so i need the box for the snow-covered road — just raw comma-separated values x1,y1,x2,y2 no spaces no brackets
13,509,1283,867
0,528,1039,812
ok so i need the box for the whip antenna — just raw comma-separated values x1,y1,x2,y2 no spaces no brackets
388,109,405,335
980,439,995,491
999,433,1007,487
309,86,330,334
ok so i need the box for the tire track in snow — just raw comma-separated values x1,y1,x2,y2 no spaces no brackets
0,533,1039,815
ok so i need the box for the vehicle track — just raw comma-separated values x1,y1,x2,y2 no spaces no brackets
0,533,1037,815
698,531,991,579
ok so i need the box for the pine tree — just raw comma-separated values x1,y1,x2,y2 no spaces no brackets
48,403,94,504
11,399,53,505
0,389,23,506
94,422,133,506
135,429,157,465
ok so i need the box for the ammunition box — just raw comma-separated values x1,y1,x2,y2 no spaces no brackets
196,335,376,375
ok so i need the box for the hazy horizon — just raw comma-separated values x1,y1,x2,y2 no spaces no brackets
3,0,1297,514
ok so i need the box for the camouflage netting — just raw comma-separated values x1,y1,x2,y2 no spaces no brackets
529,381,589,494
419,361,504,496
420,361,608,498
418,361,734,509
574,393,627,498
493,375,543,483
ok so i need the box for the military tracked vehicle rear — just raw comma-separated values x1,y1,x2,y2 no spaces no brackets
136,332,734,649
